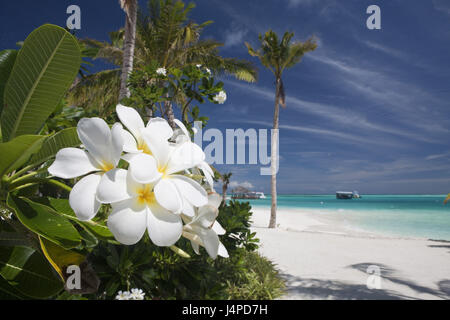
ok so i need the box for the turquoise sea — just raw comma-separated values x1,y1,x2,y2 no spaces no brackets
240,195,450,241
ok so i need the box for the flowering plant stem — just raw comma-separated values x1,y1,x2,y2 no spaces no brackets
8,177,72,193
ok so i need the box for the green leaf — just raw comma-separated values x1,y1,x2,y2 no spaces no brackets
1,24,81,141
0,246,63,298
39,197,114,240
39,237,85,281
0,50,18,117
0,232,30,247
0,134,46,178
29,127,80,167
6,195,82,249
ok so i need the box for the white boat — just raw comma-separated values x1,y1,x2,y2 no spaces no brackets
255,192,266,199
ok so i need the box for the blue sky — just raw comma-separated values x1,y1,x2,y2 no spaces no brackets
1,0,450,194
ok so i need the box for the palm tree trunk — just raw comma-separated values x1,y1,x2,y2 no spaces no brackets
119,0,137,101
222,184,228,204
164,100,176,129
145,106,153,121
269,78,281,229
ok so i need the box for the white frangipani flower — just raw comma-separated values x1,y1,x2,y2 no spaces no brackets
115,290,131,300
196,64,202,68
213,91,227,104
48,118,123,221
116,104,152,155
156,67,167,76
172,119,214,188
182,192,228,259
129,288,146,300
97,165,183,246
205,67,211,75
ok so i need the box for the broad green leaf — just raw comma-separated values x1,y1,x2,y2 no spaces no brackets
0,272,29,300
39,237,85,281
37,197,114,240
0,134,46,178
0,50,18,117
7,195,81,249
0,246,63,298
1,24,81,141
29,127,80,167
0,232,29,247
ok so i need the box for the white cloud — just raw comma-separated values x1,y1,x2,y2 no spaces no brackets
433,0,450,15
426,152,450,161
303,47,449,137
286,0,315,8
224,80,440,145
229,181,254,189
224,26,249,48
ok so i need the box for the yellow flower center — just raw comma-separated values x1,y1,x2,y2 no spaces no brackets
158,165,168,178
137,139,152,155
137,185,156,205
100,161,115,172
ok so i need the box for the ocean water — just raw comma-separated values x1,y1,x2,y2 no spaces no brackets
240,195,450,241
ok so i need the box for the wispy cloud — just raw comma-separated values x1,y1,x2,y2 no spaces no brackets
229,181,254,189
426,152,450,161
224,80,441,144
223,25,249,48
286,0,315,8
304,46,450,137
433,0,450,15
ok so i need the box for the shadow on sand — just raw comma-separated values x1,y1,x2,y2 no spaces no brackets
279,262,450,300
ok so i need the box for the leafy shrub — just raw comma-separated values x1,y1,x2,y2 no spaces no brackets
225,251,285,300
0,23,283,301
69,200,283,300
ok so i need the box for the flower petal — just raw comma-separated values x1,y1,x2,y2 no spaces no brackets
212,221,226,235
218,242,229,258
194,226,220,259
207,192,222,209
154,179,182,213
107,199,147,245
122,128,141,153
116,104,145,141
96,169,131,204
49,148,99,179
77,118,113,165
166,142,205,175
193,205,218,229
171,175,208,207
199,162,214,188
129,153,161,184
69,173,102,221
181,198,195,218
191,240,200,255
111,123,124,165
147,204,182,246
141,127,171,168
147,117,174,140
174,119,190,138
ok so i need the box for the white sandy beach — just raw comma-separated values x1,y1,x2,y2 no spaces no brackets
251,207,450,300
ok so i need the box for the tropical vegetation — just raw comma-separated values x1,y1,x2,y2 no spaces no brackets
0,0,285,300
68,0,257,124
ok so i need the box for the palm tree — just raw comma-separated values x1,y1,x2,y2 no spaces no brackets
221,173,232,205
119,0,138,101
245,30,317,228
70,0,257,123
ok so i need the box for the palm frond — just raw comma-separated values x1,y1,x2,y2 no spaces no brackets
67,69,121,117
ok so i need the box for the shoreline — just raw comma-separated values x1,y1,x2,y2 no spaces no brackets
250,206,449,242
250,207,450,300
